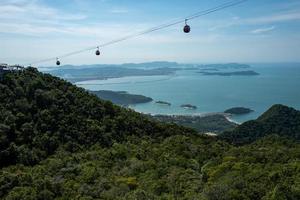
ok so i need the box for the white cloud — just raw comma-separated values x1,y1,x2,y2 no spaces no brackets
251,26,276,34
110,8,129,14
246,11,300,24
209,10,300,32
0,0,90,38
0,0,87,22
208,17,240,31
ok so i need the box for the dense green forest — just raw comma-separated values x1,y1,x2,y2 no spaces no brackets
0,68,193,167
0,68,299,199
220,104,300,145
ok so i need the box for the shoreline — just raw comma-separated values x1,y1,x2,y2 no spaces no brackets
139,111,241,125
127,105,243,125
224,116,241,125
148,112,238,134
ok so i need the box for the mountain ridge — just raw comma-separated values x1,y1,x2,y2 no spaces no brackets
220,104,300,144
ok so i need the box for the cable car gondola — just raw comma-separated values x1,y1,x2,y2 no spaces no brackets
183,19,191,33
56,58,60,66
95,47,100,56
26,1,246,66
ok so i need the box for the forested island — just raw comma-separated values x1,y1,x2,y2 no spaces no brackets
199,63,251,69
198,70,259,76
155,101,171,106
91,90,153,106
0,68,299,199
181,104,197,109
224,107,254,115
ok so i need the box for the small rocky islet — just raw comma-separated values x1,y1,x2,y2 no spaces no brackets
155,101,171,106
181,104,197,110
224,107,254,115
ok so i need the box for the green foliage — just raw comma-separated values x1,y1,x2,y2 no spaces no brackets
220,104,300,144
0,135,299,199
0,68,194,167
0,68,299,199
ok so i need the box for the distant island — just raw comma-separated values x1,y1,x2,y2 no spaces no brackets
48,66,177,83
181,104,197,109
199,63,251,69
198,70,259,76
150,114,237,134
181,67,199,71
200,68,220,71
91,90,152,106
45,62,254,82
156,101,171,106
224,107,254,115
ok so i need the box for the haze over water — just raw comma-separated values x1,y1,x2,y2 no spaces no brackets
77,63,300,123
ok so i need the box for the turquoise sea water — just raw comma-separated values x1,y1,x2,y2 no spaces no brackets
76,63,300,123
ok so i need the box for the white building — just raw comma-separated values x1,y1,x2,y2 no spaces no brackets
0,63,24,80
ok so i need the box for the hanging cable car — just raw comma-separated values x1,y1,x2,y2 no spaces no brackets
56,58,60,66
95,47,100,56
183,19,191,33
25,1,247,66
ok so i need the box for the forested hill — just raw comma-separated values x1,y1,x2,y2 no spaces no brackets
220,104,300,144
0,68,194,167
0,68,299,199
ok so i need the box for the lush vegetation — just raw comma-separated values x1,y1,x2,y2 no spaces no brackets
0,68,192,167
220,104,300,144
91,90,153,106
0,68,299,199
224,107,254,115
1,134,299,200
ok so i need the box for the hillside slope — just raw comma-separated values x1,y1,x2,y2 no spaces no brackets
1,133,299,199
220,104,300,144
0,68,194,167
0,68,299,199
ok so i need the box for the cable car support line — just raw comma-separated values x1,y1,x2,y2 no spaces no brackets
26,0,248,66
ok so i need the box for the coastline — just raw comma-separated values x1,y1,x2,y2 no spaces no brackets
146,111,238,122
224,116,241,125
128,104,243,125
54,62,300,126
147,112,238,134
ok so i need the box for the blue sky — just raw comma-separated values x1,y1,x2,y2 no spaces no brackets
1,0,300,66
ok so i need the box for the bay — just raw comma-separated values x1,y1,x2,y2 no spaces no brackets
76,63,300,123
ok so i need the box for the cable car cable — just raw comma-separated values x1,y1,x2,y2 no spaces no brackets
25,0,248,66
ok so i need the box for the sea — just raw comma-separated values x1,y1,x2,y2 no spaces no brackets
75,63,300,123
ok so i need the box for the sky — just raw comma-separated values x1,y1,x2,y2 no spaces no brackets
1,0,300,66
